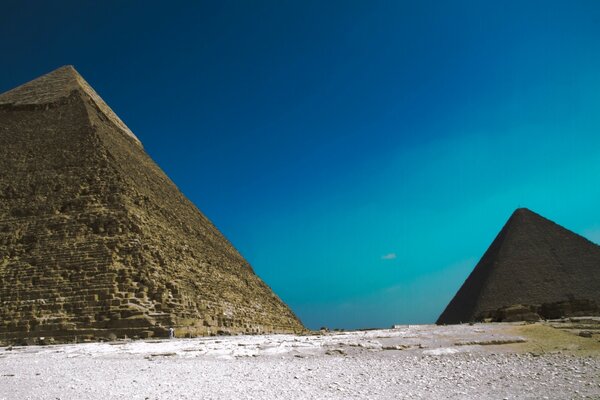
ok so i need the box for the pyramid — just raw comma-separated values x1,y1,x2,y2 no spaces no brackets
0,66,304,344
437,208,600,324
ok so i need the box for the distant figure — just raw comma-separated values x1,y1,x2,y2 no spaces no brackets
169,327,174,339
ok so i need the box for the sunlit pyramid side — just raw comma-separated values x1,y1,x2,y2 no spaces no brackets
0,66,304,344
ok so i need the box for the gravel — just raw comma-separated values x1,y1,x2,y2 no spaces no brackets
0,325,598,399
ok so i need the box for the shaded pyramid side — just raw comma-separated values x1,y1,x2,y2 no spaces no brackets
437,208,600,324
80,70,304,337
0,66,303,343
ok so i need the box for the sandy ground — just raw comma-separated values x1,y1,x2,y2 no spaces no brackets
0,323,599,399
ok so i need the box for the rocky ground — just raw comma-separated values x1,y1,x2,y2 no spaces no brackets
0,321,599,399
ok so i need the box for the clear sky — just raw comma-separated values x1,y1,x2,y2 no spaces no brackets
2,1,600,329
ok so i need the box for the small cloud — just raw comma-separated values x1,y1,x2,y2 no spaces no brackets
381,253,397,260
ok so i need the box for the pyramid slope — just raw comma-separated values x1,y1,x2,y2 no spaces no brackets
0,66,303,344
437,208,600,324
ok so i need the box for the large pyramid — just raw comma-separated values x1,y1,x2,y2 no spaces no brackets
437,208,600,324
0,66,304,344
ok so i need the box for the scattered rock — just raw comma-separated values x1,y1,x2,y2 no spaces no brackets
382,344,410,350
148,352,177,357
454,339,526,346
325,349,346,356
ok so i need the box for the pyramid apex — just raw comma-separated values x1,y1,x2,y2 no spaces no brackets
56,64,79,74
0,65,82,105
512,207,534,215
55,64,76,70
508,207,546,222
0,65,142,146
54,65,85,77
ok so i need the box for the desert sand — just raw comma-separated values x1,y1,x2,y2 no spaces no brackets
0,321,598,399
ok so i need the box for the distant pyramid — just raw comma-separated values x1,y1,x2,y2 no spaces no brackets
0,66,303,344
437,208,600,324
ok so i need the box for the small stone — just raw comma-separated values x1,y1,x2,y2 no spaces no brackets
325,349,346,356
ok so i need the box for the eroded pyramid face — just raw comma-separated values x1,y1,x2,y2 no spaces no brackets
0,66,303,344
437,208,600,324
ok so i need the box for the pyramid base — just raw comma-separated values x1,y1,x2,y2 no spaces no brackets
474,297,600,323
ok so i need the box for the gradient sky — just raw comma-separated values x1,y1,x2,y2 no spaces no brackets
2,1,600,329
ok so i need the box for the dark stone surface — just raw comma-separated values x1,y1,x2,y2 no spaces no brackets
437,208,600,324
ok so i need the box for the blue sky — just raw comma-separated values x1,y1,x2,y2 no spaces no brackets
2,1,600,329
